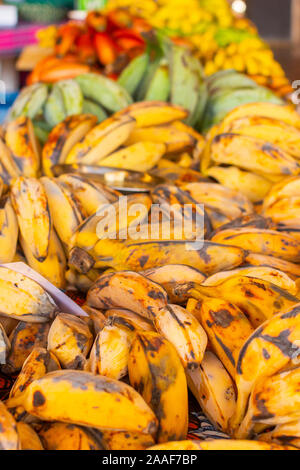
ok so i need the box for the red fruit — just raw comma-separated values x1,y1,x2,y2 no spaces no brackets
94,32,118,65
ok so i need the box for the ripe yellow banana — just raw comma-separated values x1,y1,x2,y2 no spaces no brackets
87,271,168,320
7,370,158,435
5,116,40,177
188,276,300,328
11,177,52,262
81,304,106,335
3,321,50,375
0,321,10,365
128,331,188,443
0,137,20,189
211,228,300,263
99,141,166,171
206,166,272,203
0,197,18,263
37,422,103,450
65,268,94,292
230,305,300,434
48,313,93,369
41,176,86,247
186,351,236,433
148,439,290,450
42,114,97,176
245,252,300,279
141,264,206,304
0,400,20,450
188,297,253,379
16,422,44,450
99,430,154,450
0,266,57,322
211,134,300,176
237,366,300,438
262,176,300,210
65,115,136,165
105,308,154,332
114,101,188,128
154,304,207,370
259,420,300,449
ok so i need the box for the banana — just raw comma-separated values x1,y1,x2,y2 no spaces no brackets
20,228,66,289
144,59,170,102
56,79,83,116
187,297,253,378
0,322,10,366
148,439,289,450
202,266,298,295
211,228,300,263
186,351,236,433
7,370,158,435
118,52,149,96
16,422,44,450
245,252,300,279
42,114,97,176
99,141,166,171
259,420,300,449
82,99,108,123
128,331,188,443
189,276,300,328
211,134,300,176
48,313,93,369
237,367,300,438
125,124,194,154
86,271,168,320
0,197,18,263
263,197,300,228
8,84,47,120
223,115,300,159
0,400,20,450
65,115,136,165
65,269,94,292
75,73,133,112
153,304,207,370
5,116,40,177
262,176,300,210
41,177,86,247
230,305,300,434
58,174,117,216
89,321,134,380
105,308,154,332
141,264,206,304
69,239,245,276
37,422,103,450
9,347,60,400
11,177,51,262
99,430,154,450
0,266,56,322
206,166,272,203
114,101,188,128
44,84,66,127
2,321,50,374
0,138,20,188
0,316,18,336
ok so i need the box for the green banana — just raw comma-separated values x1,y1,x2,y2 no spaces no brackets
118,52,149,96
144,59,170,102
207,71,258,94
135,53,163,101
190,81,208,129
24,84,48,119
44,85,66,127
8,85,43,120
82,99,108,123
56,80,83,116
75,73,133,113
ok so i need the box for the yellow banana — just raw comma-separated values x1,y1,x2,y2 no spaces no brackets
81,304,106,335
105,308,154,332
206,166,272,203
0,266,57,322
0,321,10,365
0,400,20,450
141,264,206,304
11,177,52,262
187,297,253,379
65,268,94,292
0,197,18,263
42,114,97,176
99,430,154,450
41,176,87,247
87,271,168,320
186,351,236,433
48,313,93,369
0,137,20,189
65,115,136,165
7,370,158,435
16,422,44,450
114,101,188,128
230,305,300,434
128,331,188,443
5,116,40,177
99,142,166,171
148,439,290,450
245,252,300,279
153,304,207,370
37,422,103,450
211,134,300,176
189,276,300,328
262,176,300,210
259,420,300,449
263,198,300,228
211,228,300,262
237,366,300,438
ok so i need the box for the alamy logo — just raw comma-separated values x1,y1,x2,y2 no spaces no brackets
0,80,6,105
